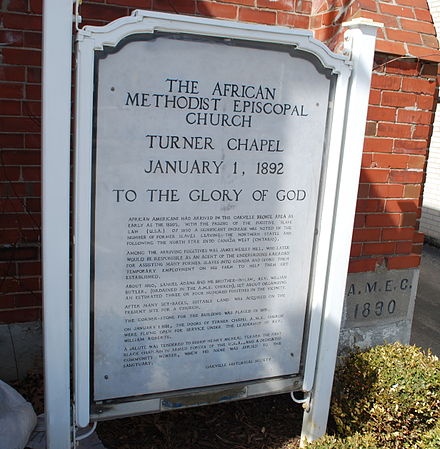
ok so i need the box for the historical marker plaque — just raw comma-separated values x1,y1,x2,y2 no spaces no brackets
91,33,333,401
72,9,361,430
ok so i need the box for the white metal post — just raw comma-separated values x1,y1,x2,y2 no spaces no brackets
42,0,73,447
300,19,381,446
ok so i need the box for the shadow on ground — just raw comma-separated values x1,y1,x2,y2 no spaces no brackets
410,243,440,356
97,394,303,449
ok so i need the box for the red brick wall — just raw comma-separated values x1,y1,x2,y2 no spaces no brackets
0,0,438,323
311,0,440,58
350,56,437,273
1,0,43,323
77,0,312,28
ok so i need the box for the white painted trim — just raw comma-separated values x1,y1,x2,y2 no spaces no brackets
77,10,347,73
301,21,380,446
302,68,350,392
42,0,73,447
73,34,96,429
91,377,297,421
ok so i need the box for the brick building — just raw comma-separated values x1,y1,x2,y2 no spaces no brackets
421,0,440,246
0,0,439,379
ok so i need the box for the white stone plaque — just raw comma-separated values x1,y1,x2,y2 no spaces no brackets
92,34,333,400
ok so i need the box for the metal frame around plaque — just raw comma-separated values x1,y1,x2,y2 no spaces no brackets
74,10,352,427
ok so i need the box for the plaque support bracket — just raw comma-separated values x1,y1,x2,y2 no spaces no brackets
300,19,382,447
291,391,311,413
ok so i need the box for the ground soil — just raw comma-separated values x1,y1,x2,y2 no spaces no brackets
97,394,303,449
15,372,303,449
